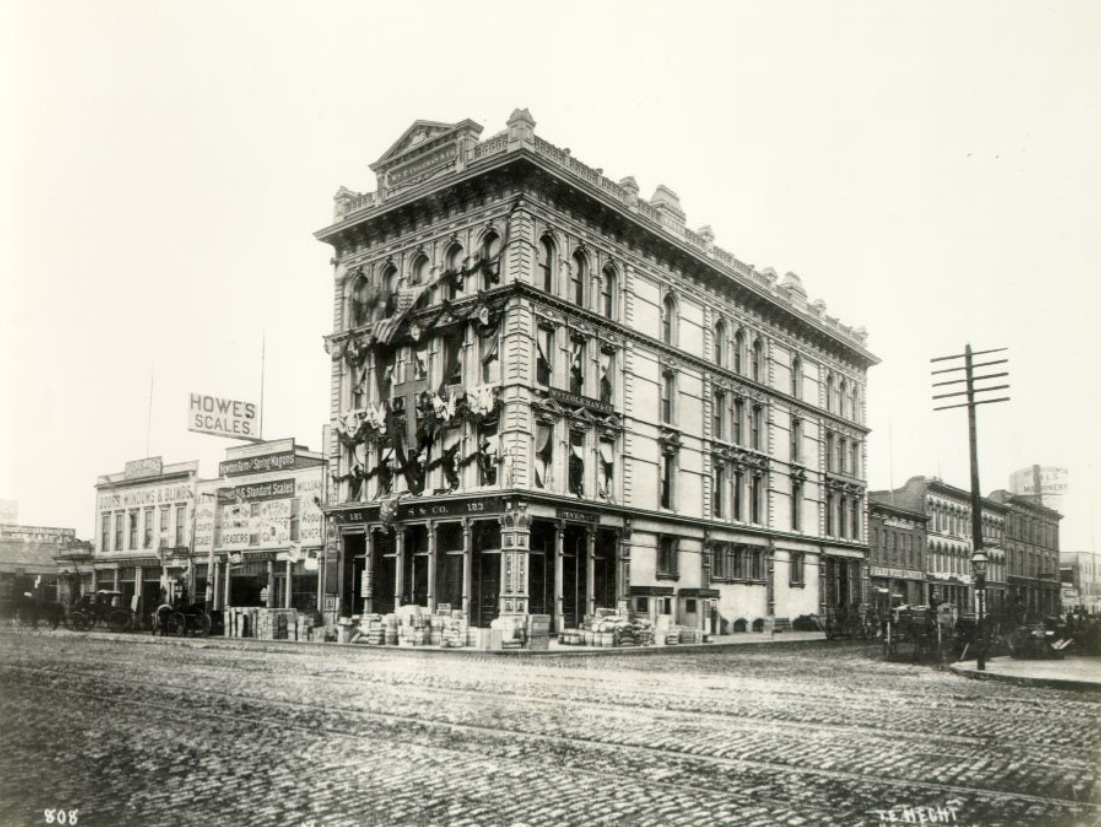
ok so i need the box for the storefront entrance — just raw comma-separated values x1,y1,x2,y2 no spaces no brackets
470,522,500,628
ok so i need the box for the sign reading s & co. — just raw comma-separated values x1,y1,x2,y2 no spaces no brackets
188,393,258,439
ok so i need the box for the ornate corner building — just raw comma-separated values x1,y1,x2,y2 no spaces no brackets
315,109,879,634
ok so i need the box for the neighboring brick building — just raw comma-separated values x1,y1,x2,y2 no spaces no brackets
866,496,928,608
989,489,1062,619
1060,550,1101,615
316,110,878,635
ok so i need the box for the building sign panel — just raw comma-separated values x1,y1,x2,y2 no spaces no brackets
0,525,76,543
398,497,502,520
220,450,296,478
188,393,258,439
124,457,163,480
548,388,614,415
555,507,601,524
218,479,296,505
870,566,924,580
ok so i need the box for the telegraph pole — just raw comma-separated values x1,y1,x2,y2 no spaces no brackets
931,345,1009,671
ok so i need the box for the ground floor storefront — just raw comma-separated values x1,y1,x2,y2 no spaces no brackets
326,494,868,647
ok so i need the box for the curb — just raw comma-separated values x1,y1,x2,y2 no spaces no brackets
948,662,1101,692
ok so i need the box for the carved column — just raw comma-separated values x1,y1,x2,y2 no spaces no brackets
499,502,532,616
427,520,437,613
617,522,632,602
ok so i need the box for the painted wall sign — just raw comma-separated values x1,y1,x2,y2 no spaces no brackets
0,524,76,543
548,388,614,415
556,507,601,523
398,497,502,520
218,479,296,505
188,393,258,439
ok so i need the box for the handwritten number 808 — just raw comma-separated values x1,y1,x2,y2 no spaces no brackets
44,811,79,825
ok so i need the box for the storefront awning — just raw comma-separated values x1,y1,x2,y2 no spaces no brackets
629,585,675,597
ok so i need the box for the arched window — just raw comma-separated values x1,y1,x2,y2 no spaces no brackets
826,372,836,412
382,265,398,318
839,379,849,418
714,321,726,367
571,251,587,307
661,294,677,345
411,254,430,285
480,231,502,290
601,265,617,320
352,274,371,327
751,339,763,382
850,383,859,423
538,235,556,294
791,355,802,398
733,330,745,374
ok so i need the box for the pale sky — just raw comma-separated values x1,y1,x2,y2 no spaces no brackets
2,0,1099,549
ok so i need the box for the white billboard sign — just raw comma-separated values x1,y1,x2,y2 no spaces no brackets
188,393,258,439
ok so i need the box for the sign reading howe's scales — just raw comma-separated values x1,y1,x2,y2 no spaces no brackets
188,392,259,440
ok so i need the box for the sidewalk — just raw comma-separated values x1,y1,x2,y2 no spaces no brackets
950,654,1101,692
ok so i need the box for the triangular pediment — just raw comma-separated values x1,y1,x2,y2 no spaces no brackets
370,119,484,173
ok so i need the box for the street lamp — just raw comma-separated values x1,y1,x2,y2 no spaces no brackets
971,548,989,671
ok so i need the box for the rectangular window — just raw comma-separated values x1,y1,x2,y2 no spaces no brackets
838,437,848,475
792,480,803,531
599,350,615,405
825,432,835,473
826,492,835,536
114,513,123,551
732,547,745,579
790,552,805,585
749,549,763,580
478,421,499,486
101,514,110,552
661,371,675,424
536,327,554,387
751,474,762,524
143,508,154,548
851,498,861,541
481,333,500,384
751,405,762,450
598,438,615,500
128,511,138,550
377,350,396,400
635,596,649,613
851,441,860,478
714,464,725,518
290,498,301,543
411,344,429,381
248,502,261,546
658,536,679,578
568,431,585,497
442,335,463,387
160,506,169,532
733,470,744,521
710,543,725,580
570,339,585,395
791,418,801,463
734,399,744,445
660,452,675,509
713,391,725,440
535,422,554,489
175,505,186,547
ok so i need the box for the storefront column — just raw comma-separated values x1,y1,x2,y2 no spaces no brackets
394,529,405,609
426,520,437,613
223,557,231,608
461,519,471,621
212,560,221,611
766,540,776,617
585,529,596,618
554,521,565,634
284,560,293,609
617,524,631,601
499,502,532,615
266,561,275,608
362,529,373,615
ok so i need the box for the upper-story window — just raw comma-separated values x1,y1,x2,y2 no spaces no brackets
480,333,500,384
751,404,763,451
536,326,554,387
839,378,849,418
661,370,676,424
411,254,430,285
447,244,464,300
571,251,587,307
569,338,586,395
352,274,371,327
791,355,802,398
713,390,725,440
599,349,615,405
382,265,398,317
751,339,764,382
601,266,617,320
538,236,556,294
791,418,802,463
661,294,678,346
714,321,726,367
734,329,745,374
850,383,860,423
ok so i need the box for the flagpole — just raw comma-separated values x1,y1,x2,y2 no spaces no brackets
259,330,266,441
146,370,155,456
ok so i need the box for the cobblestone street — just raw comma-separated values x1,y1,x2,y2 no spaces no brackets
1,629,1098,827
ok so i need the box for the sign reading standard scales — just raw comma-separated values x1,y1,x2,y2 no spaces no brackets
188,393,259,440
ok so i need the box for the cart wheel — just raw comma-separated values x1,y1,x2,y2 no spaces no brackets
194,612,211,637
69,611,92,631
169,612,187,637
108,609,133,634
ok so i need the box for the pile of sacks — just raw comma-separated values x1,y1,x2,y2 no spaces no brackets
560,610,655,647
349,606,469,648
